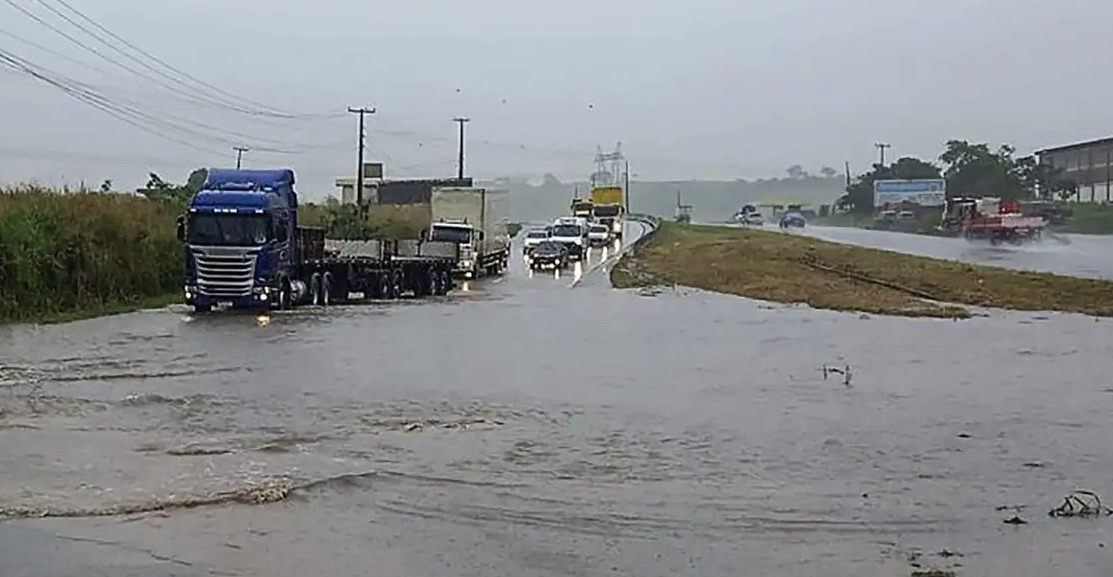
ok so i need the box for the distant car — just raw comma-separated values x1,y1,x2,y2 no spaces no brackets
779,212,806,229
528,240,569,271
587,224,610,247
522,229,549,254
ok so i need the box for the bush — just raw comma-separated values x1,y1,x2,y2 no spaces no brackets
0,185,181,322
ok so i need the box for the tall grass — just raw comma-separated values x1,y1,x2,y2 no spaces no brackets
0,185,181,322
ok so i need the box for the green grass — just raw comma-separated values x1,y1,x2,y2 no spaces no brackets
507,222,523,237
1054,203,1113,234
612,222,1113,318
0,185,183,324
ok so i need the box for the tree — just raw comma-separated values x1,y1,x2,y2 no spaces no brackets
1013,155,1078,200
819,166,838,178
785,164,807,179
939,140,1028,200
839,157,942,214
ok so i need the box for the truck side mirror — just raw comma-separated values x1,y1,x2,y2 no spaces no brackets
175,215,185,242
418,228,428,243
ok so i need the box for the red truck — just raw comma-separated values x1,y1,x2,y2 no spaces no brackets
941,197,1046,245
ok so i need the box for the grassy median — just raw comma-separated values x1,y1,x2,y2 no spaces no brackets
611,222,1113,318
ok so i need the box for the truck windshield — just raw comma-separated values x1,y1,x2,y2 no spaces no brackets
429,225,472,243
551,225,581,237
593,205,620,217
187,213,269,246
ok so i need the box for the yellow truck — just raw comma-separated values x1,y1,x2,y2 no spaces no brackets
589,186,625,237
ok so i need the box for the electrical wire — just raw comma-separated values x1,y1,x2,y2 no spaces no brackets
0,45,349,154
46,0,345,119
3,0,343,120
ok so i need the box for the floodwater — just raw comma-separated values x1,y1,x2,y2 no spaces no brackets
2,219,1113,577
799,225,1113,280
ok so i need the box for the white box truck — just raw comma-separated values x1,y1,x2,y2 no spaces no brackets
424,187,511,279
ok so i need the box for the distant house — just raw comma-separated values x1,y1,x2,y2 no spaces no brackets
1036,136,1113,202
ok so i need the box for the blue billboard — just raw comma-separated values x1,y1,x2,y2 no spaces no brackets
873,179,946,207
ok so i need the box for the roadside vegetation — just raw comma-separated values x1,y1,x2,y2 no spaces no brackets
1,170,514,324
611,222,1113,318
822,139,1113,235
0,184,182,324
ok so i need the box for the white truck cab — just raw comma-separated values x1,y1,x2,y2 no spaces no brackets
549,220,587,260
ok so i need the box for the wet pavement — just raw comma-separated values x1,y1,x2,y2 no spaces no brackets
3,219,1113,576
798,225,1113,280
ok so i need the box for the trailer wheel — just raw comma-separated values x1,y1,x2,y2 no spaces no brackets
390,269,404,298
376,274,390,299
320,272,333,306
438,270,452,294
422,269,438,296
309,273,322,305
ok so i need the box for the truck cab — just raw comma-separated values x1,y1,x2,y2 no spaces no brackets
570,198,594,219
592,203,624,236
429,219,484,277
177,168,305,312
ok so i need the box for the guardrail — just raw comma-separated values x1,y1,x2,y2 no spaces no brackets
623,213,662,254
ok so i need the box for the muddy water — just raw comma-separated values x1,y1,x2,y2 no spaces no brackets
2,220,1113,576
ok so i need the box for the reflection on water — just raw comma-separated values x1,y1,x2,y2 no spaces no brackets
1,219,1109,576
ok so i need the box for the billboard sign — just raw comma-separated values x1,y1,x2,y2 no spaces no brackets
873,179,946,207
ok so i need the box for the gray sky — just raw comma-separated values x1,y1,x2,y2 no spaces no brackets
0,0,1108,198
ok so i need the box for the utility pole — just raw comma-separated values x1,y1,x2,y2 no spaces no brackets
348,106,376,205
453,117,470,179
232,146,249,169
874,142,890,167
624,160,631,212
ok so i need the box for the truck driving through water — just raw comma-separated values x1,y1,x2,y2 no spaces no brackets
424,186,511,279
178,168,456,313
589,185,624,237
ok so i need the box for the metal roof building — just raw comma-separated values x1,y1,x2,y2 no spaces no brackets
1036,136,1113,202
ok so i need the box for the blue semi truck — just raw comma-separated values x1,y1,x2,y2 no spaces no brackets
175,168,456,313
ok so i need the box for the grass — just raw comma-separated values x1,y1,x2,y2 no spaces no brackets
508,222,523,237
1055,202,1113,234
611,222,1113,318
0,185,183,324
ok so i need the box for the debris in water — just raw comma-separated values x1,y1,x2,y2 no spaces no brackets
821,364,852,386
911,570,956,577
1049,489,1112,517
1003,515,1028,525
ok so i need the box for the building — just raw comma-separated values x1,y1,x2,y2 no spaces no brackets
1035,136,1113,202
333,162,472,204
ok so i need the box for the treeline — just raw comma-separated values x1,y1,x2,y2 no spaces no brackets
838,140,1079,214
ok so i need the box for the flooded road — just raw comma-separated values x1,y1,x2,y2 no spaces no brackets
3,219,1113,576
800,225,1113,280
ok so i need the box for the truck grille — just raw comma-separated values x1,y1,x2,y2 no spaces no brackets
189,246,258,298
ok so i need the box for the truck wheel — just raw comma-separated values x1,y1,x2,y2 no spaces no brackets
309,273,322,305
377,275,390,299
425,270,438,296
439,271,452,294
278,278,292,310
320,273,333,306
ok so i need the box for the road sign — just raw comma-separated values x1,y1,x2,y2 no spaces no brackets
873,179,946,207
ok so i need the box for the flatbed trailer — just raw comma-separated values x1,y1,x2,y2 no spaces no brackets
295,231,456,306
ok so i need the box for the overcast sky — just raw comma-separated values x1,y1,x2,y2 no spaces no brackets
0,0,1109,198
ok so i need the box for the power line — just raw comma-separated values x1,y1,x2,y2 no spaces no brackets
0,45,348,153
3,0,343,120
44,0,344,119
